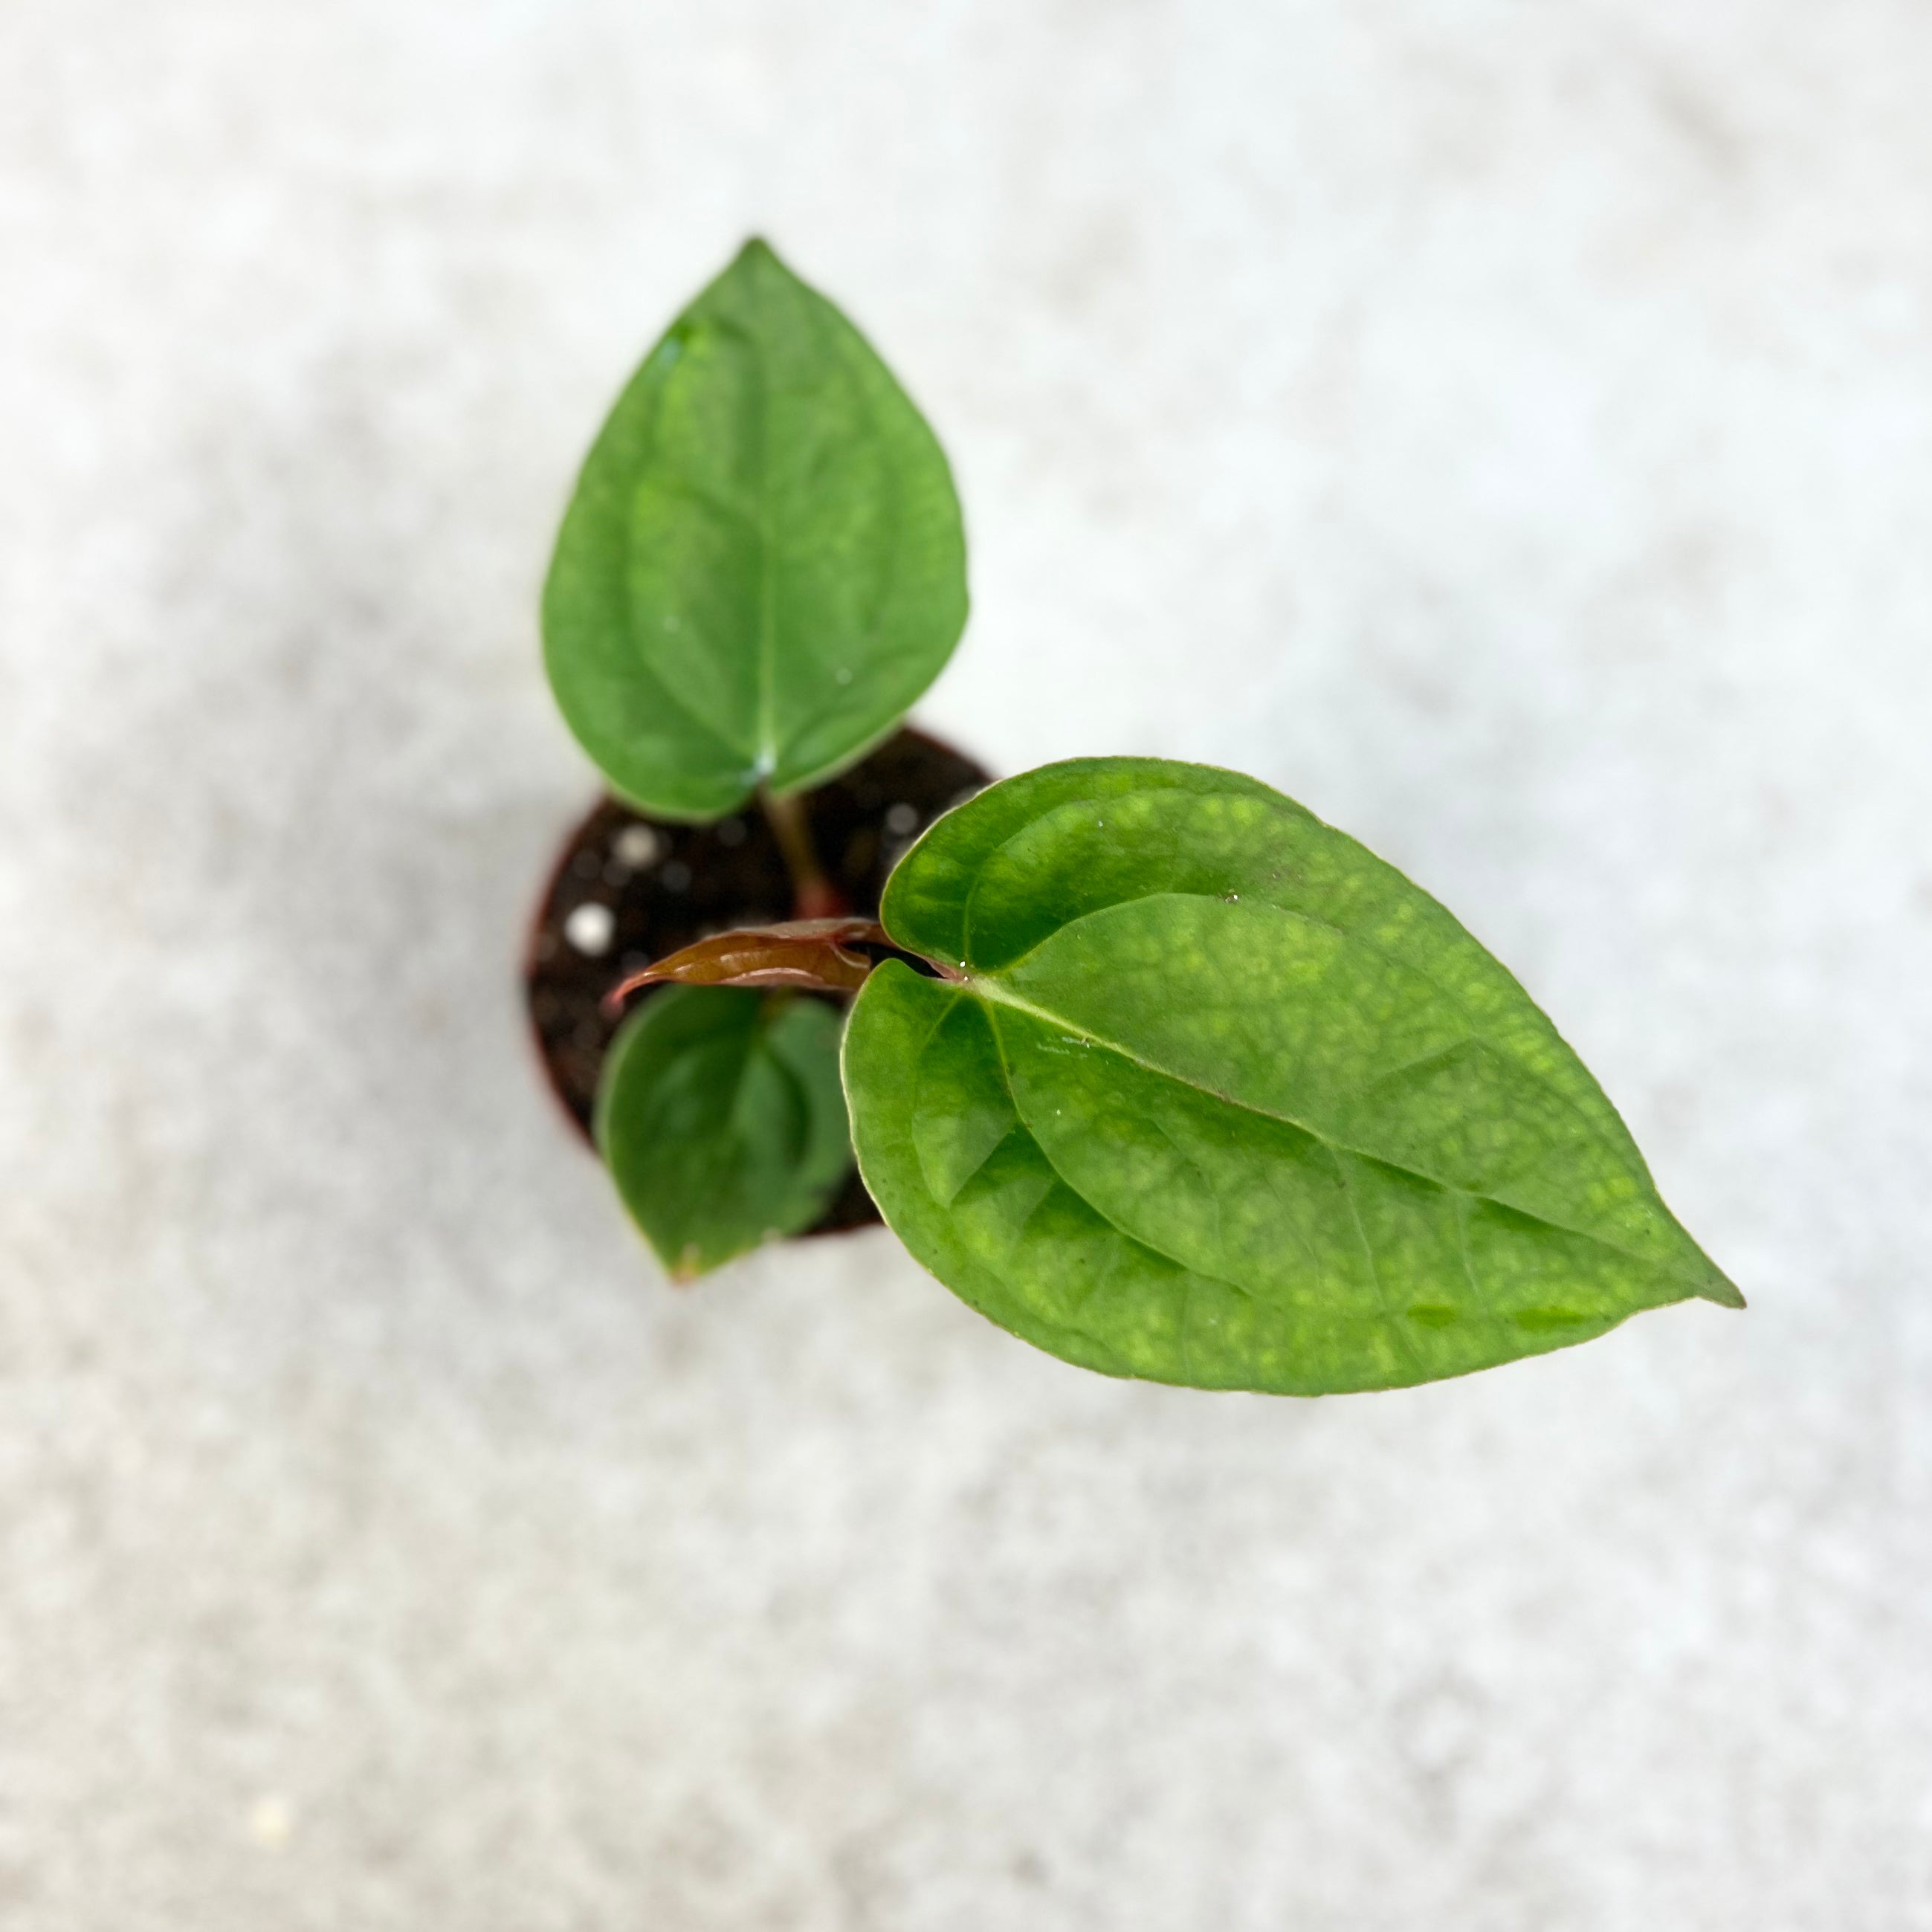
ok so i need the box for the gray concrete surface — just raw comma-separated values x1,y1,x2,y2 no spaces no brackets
3,2,1930,1926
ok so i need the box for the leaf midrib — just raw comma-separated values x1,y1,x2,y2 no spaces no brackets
960,968,1705,1290
964,983,1516,1366
751,317,778,780
888,975,1619,1356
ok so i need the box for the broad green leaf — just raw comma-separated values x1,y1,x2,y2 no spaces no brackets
543,238,969,818
596,986,853,1279
845,758,1741,1394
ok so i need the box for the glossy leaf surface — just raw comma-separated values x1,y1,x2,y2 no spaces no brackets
597,986,852,1280
543,239,968,818
604,919,891,1003
846,758,1740,1393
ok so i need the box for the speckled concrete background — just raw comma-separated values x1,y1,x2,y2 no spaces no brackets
3,3,1929,1926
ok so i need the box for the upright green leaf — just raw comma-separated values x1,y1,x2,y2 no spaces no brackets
543,239,969,818
844,758,1740,1394
596,986,853,1279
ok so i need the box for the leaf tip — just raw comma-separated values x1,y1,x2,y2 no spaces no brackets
1699,1271,1747,1311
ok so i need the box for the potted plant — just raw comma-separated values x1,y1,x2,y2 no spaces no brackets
526,239,1742,1396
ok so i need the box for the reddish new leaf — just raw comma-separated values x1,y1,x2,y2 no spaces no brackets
604,919,893,1011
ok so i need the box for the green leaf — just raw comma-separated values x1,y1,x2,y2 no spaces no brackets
844,757,1741,1394
596,986,853,1280
543,238,969,819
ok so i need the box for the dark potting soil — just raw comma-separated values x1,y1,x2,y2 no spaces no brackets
523,726,991,1235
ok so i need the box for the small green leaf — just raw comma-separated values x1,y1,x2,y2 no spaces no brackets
596,986,853,1280
844,758,1740,1394
543,239,969,818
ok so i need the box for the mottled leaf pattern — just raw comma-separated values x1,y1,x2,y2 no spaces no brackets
845,758,1739,1393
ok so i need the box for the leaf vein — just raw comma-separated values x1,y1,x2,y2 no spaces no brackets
1329,1146,1427,1377
967,978,1704,1290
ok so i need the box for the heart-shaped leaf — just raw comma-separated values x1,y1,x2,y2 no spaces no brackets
597,986,853,1280
543,239,969,818
844,758,1740,1393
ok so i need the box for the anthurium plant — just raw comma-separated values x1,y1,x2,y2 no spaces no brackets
538,238,1741,1395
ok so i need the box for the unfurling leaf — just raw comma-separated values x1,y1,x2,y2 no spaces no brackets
596,986,853,1280
543,239,969,819
844,758,1740,1394
604,919,893,1007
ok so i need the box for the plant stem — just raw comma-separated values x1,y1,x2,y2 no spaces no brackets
758,786,847,921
